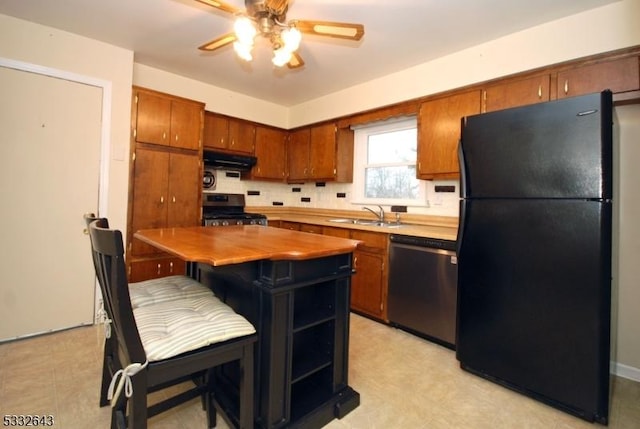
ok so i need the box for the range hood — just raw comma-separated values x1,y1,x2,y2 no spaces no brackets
203,150,257,172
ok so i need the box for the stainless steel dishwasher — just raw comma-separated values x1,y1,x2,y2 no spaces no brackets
387,234,458,349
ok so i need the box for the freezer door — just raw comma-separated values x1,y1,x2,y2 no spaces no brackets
456,199,612,422
460,91,612,199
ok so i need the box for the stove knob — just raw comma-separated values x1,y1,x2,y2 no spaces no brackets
237,220,243,225
222,220,229,226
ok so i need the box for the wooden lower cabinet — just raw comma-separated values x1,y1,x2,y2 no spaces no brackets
279,222,389,321
128,256,186,283
351,250,386,319
350,230,388,321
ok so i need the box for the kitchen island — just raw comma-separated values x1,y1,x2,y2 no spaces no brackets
134,225,362,429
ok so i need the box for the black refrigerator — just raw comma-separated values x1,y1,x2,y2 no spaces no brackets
456,91,613,424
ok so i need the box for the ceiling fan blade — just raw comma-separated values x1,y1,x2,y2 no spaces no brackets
293,20,364,41
287,52,305,69
194,0,240,14
264,0,289,16
198,32,237,51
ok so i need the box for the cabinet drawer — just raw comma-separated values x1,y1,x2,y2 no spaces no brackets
128,257,186,282
299,223,323,234
351,230,388,253
322,226,351,238
280,221,300,231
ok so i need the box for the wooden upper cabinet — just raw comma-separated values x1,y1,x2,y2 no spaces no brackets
286,123,353,183
134,88,203,150
169,100,203,150
135,91,171,145
288,128,311,181
417,90,481,180
252,126,287,180
202,112,229,150
557,56,640,99
483,74,550,113
203,112,255,154
228,118,256,154
309,123,338,180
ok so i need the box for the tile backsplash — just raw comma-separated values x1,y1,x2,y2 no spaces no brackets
214,171,459,217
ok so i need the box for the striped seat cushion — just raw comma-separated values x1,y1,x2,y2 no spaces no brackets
129,275,214,309
133,295,256,362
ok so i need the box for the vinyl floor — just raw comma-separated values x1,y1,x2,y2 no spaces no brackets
1,313,638,428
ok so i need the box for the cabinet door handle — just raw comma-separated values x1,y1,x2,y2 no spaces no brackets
175,134,179,142
162,131,166,140
169,262,174,273
231,138,235,147
354,256,358,269
564,79,569,94
172,196,176,203
160,196,164,204
538,84,542,98
157,263,161,275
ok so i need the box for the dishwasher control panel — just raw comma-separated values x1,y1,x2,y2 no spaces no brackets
389,234,457,251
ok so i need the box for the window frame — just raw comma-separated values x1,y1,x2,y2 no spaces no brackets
351,116,428,207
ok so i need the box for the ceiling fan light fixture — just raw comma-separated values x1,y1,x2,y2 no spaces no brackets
281,26,302,52
272,47,292,67
233,41,253,61
233,16,256,44
196,0,365,69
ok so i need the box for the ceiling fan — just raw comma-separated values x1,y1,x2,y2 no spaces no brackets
196,0,365,69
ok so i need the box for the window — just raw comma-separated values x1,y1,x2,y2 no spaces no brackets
353,117,426,206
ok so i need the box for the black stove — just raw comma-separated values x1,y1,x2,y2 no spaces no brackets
202,193,267,226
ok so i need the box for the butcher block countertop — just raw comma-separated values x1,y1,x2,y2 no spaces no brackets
248,207,459,241
134,225,361,266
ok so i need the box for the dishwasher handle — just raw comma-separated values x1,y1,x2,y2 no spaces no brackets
389,234,456,251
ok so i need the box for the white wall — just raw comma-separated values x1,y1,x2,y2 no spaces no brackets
0,14,134,235
613,105,640,378
133,64,289,129
289,0,640,127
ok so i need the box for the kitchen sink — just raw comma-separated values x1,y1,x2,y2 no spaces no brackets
327,218,405,228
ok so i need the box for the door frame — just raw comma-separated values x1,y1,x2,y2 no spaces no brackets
0,56,112,324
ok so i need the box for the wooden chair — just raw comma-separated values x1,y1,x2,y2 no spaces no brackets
88,219,256,429
83,214,215,407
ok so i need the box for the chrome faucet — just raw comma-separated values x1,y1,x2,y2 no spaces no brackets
362,205,385,222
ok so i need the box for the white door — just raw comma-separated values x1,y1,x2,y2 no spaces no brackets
0,66,102,341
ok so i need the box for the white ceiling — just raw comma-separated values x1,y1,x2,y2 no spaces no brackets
0,0,618,106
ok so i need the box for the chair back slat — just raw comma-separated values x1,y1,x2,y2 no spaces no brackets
88,219,147,364
84,215,115,319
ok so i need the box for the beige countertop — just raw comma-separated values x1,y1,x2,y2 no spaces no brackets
248,207,459,241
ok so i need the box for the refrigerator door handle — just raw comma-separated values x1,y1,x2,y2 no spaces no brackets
456,199,467,257
458,129,468,199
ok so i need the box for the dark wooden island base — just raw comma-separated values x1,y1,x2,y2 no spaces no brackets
134,226,361,429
